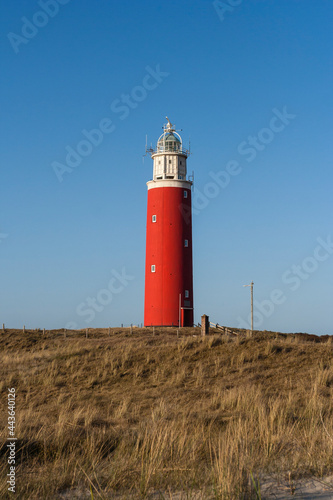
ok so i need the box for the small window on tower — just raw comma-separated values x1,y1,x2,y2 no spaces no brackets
184,239,188,247
169,160,172,164
184,191,188,198
180,160,182,165
151,265,155,273
152,215,156,223
185,290,189,298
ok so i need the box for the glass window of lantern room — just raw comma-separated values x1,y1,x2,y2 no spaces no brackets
185,290,189,298
184,191,187,198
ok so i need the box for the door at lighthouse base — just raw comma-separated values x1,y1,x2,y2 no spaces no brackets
181,308,193,327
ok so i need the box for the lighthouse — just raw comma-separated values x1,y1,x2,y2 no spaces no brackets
144,118,193,327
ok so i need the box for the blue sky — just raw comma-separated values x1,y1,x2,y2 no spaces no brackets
1,0,332,334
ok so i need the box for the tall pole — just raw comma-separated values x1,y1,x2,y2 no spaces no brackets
250,281,254,332
243,281,254,333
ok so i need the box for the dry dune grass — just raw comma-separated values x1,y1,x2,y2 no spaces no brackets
1,327,333,499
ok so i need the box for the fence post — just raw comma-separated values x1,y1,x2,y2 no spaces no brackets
23,325,25,333
153,326,155,336
86,328,88,339
201,315,209,336
130,324,133,335
64,328,66,339
108,327,111,337
2,323,5,332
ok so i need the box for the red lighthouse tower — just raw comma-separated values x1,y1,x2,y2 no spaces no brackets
144,118,193,327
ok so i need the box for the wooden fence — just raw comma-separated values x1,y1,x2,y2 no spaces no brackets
209,322,239,336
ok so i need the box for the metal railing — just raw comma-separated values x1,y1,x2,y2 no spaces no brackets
146,146,190,156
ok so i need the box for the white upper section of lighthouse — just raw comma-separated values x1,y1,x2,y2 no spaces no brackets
147,117,190,182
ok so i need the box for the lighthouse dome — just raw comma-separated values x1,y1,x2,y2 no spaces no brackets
157,132,181,152
163,133,180,143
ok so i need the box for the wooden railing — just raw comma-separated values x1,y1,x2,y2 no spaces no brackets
209,323,239,336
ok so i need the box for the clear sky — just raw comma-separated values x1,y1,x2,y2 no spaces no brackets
1,0,332,334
